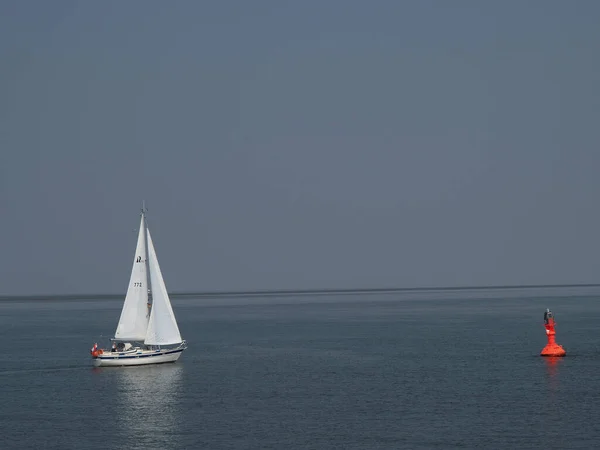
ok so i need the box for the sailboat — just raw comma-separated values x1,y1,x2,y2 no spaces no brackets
90,204,187,367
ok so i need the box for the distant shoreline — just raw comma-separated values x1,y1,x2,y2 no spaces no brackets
2,283,600,301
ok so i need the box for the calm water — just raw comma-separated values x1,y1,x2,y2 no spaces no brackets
1,293,600,449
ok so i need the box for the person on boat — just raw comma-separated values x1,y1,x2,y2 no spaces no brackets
111,343,117,352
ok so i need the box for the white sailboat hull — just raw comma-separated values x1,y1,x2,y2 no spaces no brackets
92,346,185,367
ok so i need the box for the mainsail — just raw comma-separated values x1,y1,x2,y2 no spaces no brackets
114,214,150,341
144,228,183,346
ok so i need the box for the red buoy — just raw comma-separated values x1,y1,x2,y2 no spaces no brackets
540,309,566,357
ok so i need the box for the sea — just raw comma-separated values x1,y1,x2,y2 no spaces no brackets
2,289,600,449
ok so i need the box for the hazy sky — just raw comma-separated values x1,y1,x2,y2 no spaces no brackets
1,1,599,296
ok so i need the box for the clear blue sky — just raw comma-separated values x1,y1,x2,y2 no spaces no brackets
1,1,599,295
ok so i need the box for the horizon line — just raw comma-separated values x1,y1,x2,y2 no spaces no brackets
2,282,600,301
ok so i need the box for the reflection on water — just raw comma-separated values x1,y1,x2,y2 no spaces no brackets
541,356,563,437
544,357,562,378
114,364,184,450
544,356,563,393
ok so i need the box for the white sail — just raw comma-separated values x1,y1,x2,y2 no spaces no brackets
114,214,149,341
144,228,182,346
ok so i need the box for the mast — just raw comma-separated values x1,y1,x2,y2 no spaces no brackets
142,201,152,317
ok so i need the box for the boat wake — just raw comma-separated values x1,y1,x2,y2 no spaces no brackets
0,365,87,376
